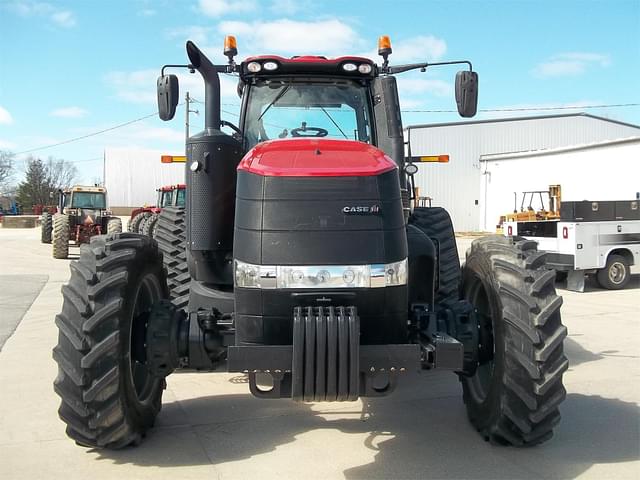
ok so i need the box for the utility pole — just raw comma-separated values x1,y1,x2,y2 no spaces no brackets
185,92,199,149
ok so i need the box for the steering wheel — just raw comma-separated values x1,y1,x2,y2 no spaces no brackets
291,122,328,138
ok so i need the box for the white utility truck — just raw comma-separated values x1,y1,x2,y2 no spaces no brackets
504,199,640,291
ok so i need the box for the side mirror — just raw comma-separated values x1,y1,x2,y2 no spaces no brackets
455,71,478,118
157,74,179,121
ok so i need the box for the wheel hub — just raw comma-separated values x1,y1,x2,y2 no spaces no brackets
609,262,626,284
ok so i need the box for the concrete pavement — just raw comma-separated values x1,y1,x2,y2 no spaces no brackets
0,226,638,479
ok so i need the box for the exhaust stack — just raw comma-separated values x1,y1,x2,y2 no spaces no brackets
186,41,221,131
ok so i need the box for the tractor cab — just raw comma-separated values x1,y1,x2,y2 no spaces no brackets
238,56,376,150
158,186,174,208
62,186,107,212
173,184,186,207
59,186,109,225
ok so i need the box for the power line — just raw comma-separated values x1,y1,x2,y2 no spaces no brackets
15,111,160,155
67,157,103,163
14,101,639,156
402,103,640,113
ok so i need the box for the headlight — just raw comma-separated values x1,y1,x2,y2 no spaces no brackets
247,61,262,73
234,259,407,289
342,63,357,72
358,63,372,74
234,261,276,288
263,61,278,71
384,259,408,286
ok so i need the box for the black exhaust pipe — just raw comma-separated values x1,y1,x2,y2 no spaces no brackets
183,41,242,291
186,41,221,131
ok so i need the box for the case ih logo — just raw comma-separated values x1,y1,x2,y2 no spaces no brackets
342,205,381,215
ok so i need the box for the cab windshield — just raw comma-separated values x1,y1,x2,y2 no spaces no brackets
160,190,173,207
71,192,106,209
175,188,186,207
243,80,372,150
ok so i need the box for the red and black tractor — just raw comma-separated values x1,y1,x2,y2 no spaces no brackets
53,35,567,449
127,183,186,237
42,185,122,259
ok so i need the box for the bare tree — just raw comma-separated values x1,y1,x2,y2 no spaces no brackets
46,157,78,191
16,156,78,208
0,150,14,195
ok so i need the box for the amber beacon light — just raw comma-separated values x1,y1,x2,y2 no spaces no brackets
224,35,238,60
378,35,392,56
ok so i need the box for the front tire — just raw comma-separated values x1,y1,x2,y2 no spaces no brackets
41,212,53,244
52,233,168,449
52,214,70,259
596,254,630,290
461,236,568,446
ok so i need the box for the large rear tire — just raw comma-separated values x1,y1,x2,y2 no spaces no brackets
155,207,189,310
409,207,461,307
461,235,568,446
129,212,150,234
52,214,70,259
141,213,159,238
41,212,53,244
52,233,168,449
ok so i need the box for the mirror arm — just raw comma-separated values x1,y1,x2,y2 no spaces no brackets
387,60,473,75
161,64,195,76
160,63,237,76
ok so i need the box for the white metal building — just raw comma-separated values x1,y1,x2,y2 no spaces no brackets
104,148,184,213
407,113,640,232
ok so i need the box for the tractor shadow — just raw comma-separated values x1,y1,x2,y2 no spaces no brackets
94,381,639,479
563,336,604,367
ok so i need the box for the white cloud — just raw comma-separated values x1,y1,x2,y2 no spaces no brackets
533,52,611,78
6,0,51,16
270,0,302,15
122,123,185,143
105,68,240,112
166,26,211,44
217,19,363,56
51,10,75,27
0,105,13,125
6,1,77,27
50,106,88,118
358,35,447,63
0,139,17,149
389,35,447,63
199,0,257,17
139,8,156,16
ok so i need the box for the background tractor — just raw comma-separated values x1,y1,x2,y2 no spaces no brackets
128,183,186,237
41,185,122,258
53,35,567,449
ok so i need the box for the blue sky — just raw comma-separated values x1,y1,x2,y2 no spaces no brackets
1,0,639,183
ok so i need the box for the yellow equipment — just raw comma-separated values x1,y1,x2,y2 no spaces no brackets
497,185,561,232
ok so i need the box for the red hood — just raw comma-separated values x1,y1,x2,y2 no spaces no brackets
237,139,397,177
